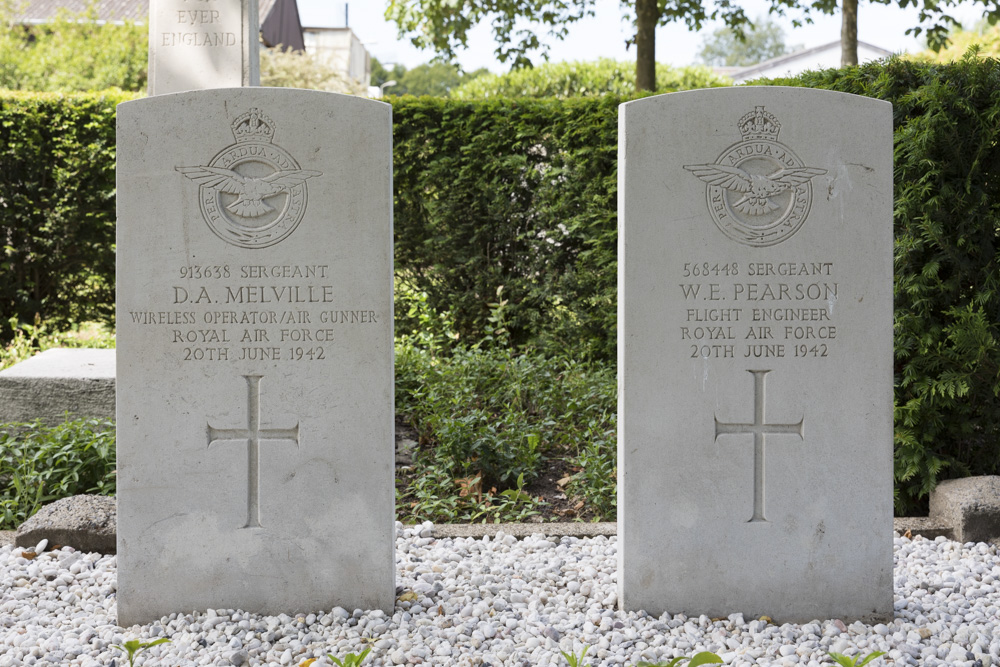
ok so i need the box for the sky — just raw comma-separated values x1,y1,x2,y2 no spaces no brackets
296,0,989,72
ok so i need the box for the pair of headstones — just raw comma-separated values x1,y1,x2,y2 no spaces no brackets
117,0,892,629
116,86,893,627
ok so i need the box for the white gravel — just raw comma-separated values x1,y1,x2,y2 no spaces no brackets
1,523,999,666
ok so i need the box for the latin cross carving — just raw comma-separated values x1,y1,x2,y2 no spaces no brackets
208,374,299,528
714,369,804,523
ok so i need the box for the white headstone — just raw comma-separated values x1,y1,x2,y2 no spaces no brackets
148,0,260,96
116,88,394,625
617,87,893,622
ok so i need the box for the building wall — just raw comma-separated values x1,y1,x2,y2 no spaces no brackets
303,27,370,86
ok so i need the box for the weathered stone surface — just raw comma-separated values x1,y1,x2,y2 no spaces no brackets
15,495,116,554
930,476,1000,543
148,0,259,95
893,516,953,541
116,88,394,625
617,87,894,622
0,349,115,424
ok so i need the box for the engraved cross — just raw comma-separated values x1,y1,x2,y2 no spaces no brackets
714,369,804,523
208,375,299,529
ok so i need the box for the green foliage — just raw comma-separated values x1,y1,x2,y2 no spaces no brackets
111,638,171,667
259,47,367,94
386,61,491,97
386,0,595,69
697,16,799,67
0,3,147,92
760,55,1000,513
828,651,886,666
909,23,1000,62
327,647,371,667
450,59,728,98
393,95,619,360
0,417,116,530
0,89,132,345
372,57,406,88
396,343,616,523
1,317,115,370
561,645,590,666
636,652,724,667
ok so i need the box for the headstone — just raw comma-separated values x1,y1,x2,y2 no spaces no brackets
148,0,260,95
617,87,893,622
116,88,394,625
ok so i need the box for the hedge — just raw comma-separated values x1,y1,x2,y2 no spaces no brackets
393,95,619,358
4,56,1000,512
0,90,134,338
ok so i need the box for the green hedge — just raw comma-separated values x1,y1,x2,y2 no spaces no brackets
393,96,619,359
5,57,1000,512
0,90,134,340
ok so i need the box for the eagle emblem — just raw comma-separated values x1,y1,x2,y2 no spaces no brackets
176,108,323,249
684,106,827,247
176,166,321,218
683,164,827,217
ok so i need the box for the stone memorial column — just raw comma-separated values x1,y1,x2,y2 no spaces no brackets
617,87,893,622
148,0,260,95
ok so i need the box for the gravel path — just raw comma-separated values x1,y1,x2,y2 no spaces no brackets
1,523,998,666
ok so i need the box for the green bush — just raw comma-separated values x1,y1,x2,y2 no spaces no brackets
450,58,728,99
759,54,1000,513
396,339,617,522
0,90,133,344
0,4,147,92
0,417,116,529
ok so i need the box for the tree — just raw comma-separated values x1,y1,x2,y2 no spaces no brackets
371,58,489,96
450,58,728,98
385,0,758,93
0,2,147,92
371,57,407,88
698,16,799,66
386,0,1000,93
908,20,1000,61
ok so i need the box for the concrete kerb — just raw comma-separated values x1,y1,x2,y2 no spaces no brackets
0,519,958,553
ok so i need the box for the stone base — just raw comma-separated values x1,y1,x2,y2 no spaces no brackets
930,476,1000,543
893,516,953,540
14,495,116,554
0,349,115,424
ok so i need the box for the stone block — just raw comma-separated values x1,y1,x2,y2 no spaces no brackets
930,476,1000,543
148,0,258,95
0,349,115,424
15,494,116,554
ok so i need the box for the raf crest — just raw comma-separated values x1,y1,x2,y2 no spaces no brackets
177,108,321,249
684,106,826,247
